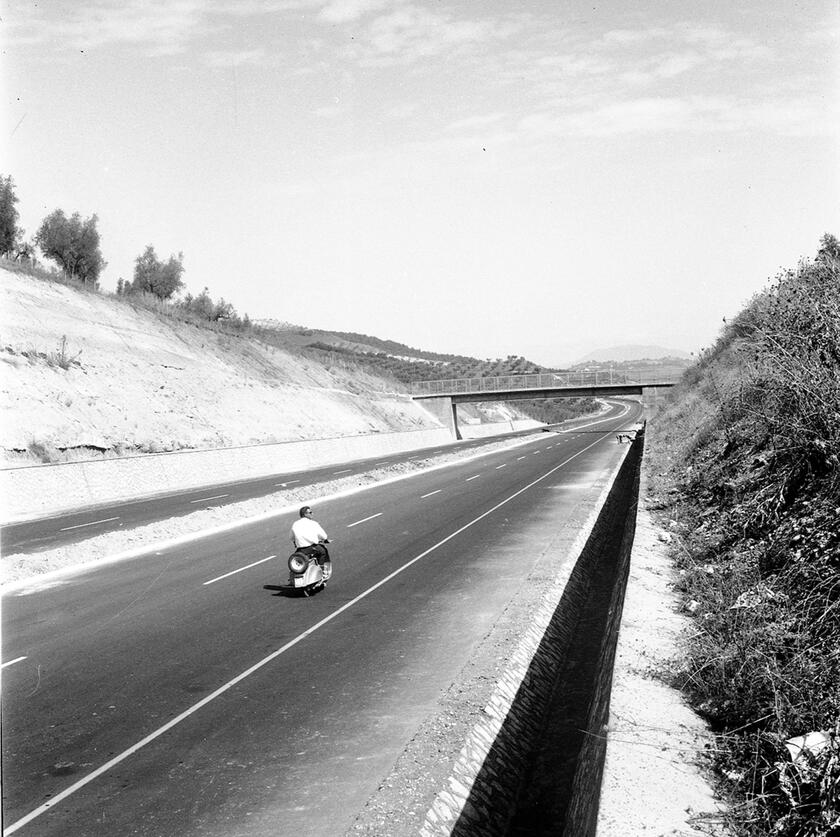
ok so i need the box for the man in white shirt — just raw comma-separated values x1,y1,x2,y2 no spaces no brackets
291,506,330,562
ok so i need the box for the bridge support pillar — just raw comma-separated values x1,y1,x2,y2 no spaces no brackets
415,396,462,441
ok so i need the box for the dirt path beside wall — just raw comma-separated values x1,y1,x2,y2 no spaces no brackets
596,472,728,836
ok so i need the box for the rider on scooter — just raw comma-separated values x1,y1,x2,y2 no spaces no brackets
291,506,330,564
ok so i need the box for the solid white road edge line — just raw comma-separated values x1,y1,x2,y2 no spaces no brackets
202,555,277,586
347,513,383,528
58,516,119,532
189,494,229,504
3,432,611,836
274,480,300,487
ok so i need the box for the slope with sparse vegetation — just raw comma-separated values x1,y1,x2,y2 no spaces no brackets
646,235,840,836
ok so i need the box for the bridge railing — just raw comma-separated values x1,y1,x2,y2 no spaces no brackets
409,367,684,396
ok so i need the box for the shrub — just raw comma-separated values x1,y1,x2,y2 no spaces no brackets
649,234,840,836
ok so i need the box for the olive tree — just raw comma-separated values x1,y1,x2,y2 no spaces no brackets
35,209,106,286
129,245,185,299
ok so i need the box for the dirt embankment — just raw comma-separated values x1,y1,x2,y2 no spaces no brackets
0,268,441,463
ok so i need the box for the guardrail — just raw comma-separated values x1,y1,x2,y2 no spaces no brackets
410,367,684,396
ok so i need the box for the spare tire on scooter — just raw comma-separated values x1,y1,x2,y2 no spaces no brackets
288,551,308,574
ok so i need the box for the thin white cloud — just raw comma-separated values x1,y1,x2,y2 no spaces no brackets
313,104,345,118
444,113,508,134
204,48,268,67
337,4,521,66
67,0,209,55
318,0,395,24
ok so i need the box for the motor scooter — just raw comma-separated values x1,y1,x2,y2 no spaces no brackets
286,542,332,596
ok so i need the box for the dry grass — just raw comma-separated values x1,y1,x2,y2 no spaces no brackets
646,237,840,836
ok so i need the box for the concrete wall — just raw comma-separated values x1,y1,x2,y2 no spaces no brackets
459,419,543,439
1,427,457,522
424,432,644,836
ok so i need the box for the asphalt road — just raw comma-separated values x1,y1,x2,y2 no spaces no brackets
3,429,550,555
1,400,643,836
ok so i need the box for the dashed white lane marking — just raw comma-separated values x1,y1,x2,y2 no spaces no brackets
1,656,27,669
421,490,442,498
347,512,383,528
59,516,119,532
274,480,300,487
189,494,229,504
465,475,480,482
517,456,527,461
532,450,541,454
333,469,352,475
495,464,507,469
203,555,276,586
4,432,611,836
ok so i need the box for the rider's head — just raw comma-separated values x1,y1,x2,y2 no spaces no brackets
299,506,312,518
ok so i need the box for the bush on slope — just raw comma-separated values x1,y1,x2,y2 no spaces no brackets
647,235,840,836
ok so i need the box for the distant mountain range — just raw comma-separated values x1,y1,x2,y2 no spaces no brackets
573,345,692,364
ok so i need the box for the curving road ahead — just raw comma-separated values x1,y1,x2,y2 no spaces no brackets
2,399,643,837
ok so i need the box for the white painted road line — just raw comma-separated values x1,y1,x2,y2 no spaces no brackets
532,450,541,455
189,494,229,504
1,656,27,669
203,555,277,586
59,516,119,532
347,512,383,528
3,432,612,836
274,480,300,487
517,456,527,461
495,464,507,469
421,490,442,498
465,475,480,482
333,469,352,475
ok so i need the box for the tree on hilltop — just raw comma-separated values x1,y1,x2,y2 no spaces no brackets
0,175,20,257
129,245,185,299
35,209,106,286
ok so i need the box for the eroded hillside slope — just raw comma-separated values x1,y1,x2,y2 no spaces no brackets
646,236,839,836
0,268,441,463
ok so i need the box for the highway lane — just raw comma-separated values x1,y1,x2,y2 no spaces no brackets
2,428,553,555
2,400,643,836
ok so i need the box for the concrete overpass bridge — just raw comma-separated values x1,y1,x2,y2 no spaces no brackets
410,367,682,439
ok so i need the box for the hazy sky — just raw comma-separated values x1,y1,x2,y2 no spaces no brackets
3,1,838,365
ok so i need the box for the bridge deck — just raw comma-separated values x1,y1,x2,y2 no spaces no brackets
410,369,681,399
